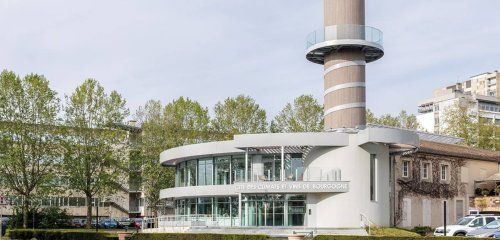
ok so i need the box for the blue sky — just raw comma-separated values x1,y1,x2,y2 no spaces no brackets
0,0,499,119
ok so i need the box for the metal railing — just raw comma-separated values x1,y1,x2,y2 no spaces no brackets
244,167,341,183
293,230,314,239
306,25,383,49
360,213,376,235
143,215,240,229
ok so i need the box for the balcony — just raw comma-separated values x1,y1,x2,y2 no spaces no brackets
306,25,384,64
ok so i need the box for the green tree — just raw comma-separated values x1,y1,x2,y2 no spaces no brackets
443,102,499,150
135,97,212,216
135,100,174,217
0,70,61,228
164,97,212,144
211,95,267,138
442,102,478,147
271,95,323,132
477,118,500,151
377,114,402,128
366,109,420,130
398,110,421,130
61,79,129,228
366,109,378,125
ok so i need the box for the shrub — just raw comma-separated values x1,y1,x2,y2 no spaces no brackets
411,226,433,236
7,229,117,240
128,233,272,240
8,206,71,229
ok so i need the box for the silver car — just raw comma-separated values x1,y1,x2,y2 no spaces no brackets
467,220,500,238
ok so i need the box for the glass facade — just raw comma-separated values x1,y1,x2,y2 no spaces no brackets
173,152,307,226
175,153,305,187
174,194,306,227
176,155,246,187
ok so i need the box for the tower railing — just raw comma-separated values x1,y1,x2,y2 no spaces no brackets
306,25,383,49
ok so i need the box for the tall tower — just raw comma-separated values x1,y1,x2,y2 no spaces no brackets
306,0,384,130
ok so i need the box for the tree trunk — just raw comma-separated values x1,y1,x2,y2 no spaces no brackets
22,200,29,229
85,194,92,229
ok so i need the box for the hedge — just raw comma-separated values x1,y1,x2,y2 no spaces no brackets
127,233,484,240
314,236,486,240
7,229,118,240
127,233,277,240
6,231,487,240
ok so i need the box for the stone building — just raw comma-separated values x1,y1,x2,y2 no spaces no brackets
394,140,499,228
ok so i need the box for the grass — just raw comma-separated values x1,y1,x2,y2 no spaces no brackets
369,227,421,237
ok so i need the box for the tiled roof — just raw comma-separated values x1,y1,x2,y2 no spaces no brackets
419,140,499,162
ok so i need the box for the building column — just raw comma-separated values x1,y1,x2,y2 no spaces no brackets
238,193,242,226
281,146,285,181
245,149,248,182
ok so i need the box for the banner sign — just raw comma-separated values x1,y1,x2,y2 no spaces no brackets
160,181,350,199
234,181,349,193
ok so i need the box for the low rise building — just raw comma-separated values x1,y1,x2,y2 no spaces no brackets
394,140,499,228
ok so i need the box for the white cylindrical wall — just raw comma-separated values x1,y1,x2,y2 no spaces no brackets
303,134,391,228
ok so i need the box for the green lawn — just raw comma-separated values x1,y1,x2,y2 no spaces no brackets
369,227,421,237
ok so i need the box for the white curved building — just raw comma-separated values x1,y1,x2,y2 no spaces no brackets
158,128,419,232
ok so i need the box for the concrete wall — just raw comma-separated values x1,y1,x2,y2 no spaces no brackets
463,160,499,195
304,133,391,228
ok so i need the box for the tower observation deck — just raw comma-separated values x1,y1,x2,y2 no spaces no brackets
306,0,384,130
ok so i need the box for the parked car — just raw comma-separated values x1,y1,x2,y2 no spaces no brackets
434,215,500,236
466,220,500,238
117,218,131,229
71,219,86,228
99,219,119,229
129,218,143,229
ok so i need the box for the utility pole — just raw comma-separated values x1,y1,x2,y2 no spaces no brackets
443,201,447,236
96,197,99,232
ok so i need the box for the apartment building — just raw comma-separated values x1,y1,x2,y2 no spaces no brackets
0,121,148,220
417,71,500,133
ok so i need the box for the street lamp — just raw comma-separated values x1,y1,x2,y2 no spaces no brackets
96,197,99,232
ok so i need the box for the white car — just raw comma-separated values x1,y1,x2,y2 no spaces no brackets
434,215,499,236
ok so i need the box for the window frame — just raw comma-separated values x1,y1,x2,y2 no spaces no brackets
402,160,410,178
440,164,449,181
422,162,430,180
370,154,377,202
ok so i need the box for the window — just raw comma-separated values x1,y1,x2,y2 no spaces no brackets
470,218,484,227
441,165,448,181
198,158,213,186
402,161,410,177
422,163,430,180
456,199,464,221
486,217,496,224
370,154,377,201
215,156,230,185
187,160,197,186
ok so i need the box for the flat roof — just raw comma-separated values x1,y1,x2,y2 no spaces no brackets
159,128,420,166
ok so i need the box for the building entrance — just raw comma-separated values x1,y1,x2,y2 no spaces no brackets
242,194,305,227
